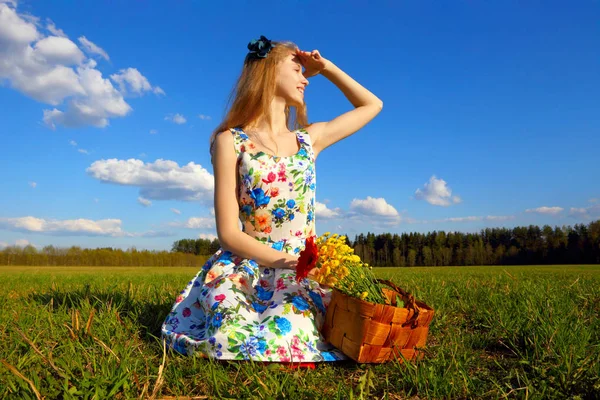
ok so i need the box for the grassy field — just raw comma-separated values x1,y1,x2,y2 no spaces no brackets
0,265,599,399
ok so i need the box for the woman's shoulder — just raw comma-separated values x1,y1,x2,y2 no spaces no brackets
210,128,238,159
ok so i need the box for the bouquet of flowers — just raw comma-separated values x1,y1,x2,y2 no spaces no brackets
295,232,402,307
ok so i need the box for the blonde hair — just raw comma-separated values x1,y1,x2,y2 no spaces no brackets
209,40,310,161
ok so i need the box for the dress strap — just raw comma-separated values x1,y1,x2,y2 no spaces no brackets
297,129,315,161
229,127,248,157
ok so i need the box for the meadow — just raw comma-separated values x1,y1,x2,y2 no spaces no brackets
0,265,598,399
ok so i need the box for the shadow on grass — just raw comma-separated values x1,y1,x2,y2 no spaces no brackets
29,283,172,342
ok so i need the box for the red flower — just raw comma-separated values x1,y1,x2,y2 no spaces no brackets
215,294,226,302
182,307,191,317
295,236,318,282
262,172,276,184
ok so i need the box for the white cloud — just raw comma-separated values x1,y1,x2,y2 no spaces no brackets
77,148,89,154
138,152,147,158
485,215,515,221
414,175,461,206
0,1,18,8
42,61,133,128
46,19,66,38
110,68,164,96
138,196,151,207
441,216,483,223
0,238,38,249
589,198,599,204
525,206,563,216
165,113,186,124
347,196,402,226
93,198,99,203
315,201,342,219
15,238,35,247
198,233,218,241
0,3,159,129
350,196,399,218
34,35,85,65
431,215,514,223
29,181,37,188
170,208,181,215
568,204,600,220
0,216,125,236
86,158,214,203
209,207,215,216
149,129,158,135
0,2,39,44
77,35,109,61
0,215,172,237
169,216,214,229
185,217,214,229
198,114,212,120
69,140,77,146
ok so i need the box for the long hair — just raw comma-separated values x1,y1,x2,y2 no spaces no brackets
209,40,309,161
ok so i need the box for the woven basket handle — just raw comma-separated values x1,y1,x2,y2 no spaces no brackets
376,279,422,327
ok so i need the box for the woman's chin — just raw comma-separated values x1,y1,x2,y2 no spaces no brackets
287,97,305,108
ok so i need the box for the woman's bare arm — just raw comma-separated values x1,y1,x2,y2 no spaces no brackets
296,50,383,158
212,130,298,269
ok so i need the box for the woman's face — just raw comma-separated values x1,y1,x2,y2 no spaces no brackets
275,52,309,108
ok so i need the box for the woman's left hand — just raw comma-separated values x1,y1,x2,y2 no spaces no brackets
307,267,320,280
296,49,329,78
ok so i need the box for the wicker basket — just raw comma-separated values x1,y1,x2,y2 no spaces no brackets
321,279,434,363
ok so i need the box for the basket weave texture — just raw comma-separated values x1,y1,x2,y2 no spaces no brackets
321,279,434,363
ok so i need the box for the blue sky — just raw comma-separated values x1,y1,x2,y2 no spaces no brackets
1,0,599,251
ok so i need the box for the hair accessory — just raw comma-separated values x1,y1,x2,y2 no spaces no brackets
247,35,275,60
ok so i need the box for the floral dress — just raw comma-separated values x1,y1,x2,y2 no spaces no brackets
161,127,347,362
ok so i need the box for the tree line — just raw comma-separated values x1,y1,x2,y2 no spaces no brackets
1,220,598,267
352,220,600,266
0,246,209,267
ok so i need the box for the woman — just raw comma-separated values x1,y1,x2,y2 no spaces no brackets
162,35,383,363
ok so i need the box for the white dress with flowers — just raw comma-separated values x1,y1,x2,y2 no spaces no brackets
161,127,347,362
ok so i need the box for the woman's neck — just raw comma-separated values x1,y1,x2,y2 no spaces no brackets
246,96,291,136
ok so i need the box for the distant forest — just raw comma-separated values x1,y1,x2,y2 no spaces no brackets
1,220,598,267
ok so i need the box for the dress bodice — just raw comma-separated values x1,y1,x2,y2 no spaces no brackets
229,127,316,254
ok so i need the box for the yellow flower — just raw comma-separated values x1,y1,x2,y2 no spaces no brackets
326,276,338,286
360,292,369,300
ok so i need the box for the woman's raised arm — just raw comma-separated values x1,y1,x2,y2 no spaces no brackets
297,50,383,158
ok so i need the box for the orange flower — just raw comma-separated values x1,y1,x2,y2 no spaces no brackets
254,209,272,232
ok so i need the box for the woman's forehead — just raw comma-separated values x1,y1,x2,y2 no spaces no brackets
289,53,303,67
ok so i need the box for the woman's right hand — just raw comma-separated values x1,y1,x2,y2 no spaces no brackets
272,254,298,270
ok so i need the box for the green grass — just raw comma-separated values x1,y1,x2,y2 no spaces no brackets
1,265,599,399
